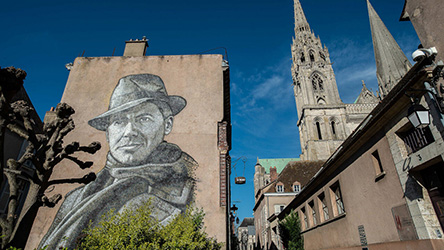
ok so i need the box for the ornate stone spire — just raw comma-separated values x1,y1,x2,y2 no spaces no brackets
367,0,411,98
291,0,342,118
294,0,310,33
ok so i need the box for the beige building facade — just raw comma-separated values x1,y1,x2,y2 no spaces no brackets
26,40,231,249
253,160,323,250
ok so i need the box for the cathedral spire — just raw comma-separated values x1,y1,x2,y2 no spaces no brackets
294,0,310,33
367,0,411,98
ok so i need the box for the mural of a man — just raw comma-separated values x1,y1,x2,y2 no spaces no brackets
40,74,197,249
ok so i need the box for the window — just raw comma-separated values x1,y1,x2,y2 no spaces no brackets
301,208,308,229
316,121,323,140
274,204,285,214
398,126,434,154
309,50,315,62
331,121,336,138
312,74,324,92
319,52,326,61
318,193,329,222
300,52,305,63
276,184,284,193
371,150,384,176
330,182,345,216
309,201,316,226
293,182,301,193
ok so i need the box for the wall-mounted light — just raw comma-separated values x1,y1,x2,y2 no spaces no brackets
230,204,238,213
408,103,430,129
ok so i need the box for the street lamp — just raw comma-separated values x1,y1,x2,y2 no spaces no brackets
408,103,430,129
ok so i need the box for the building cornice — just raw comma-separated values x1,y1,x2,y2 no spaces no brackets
264,193,297,197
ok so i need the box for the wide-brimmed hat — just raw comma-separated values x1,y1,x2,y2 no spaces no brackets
88,74,186,131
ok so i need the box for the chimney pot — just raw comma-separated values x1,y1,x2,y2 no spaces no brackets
270,166,278,182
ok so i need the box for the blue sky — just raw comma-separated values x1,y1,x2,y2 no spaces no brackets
1,0,420,229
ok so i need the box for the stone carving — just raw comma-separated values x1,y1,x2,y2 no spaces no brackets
40,74,197,249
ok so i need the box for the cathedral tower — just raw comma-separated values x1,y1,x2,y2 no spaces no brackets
292,0,343,116
291,0,378,161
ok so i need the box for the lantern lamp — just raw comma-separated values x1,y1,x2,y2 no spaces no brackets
408,104,430,129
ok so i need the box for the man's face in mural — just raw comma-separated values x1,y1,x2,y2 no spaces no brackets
107,102,173,165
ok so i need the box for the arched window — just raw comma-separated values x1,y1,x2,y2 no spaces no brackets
319,52,326,61
331,121,336,138
300,52,305,63
312,73,324,92
316,121,323,140
309,50,315,62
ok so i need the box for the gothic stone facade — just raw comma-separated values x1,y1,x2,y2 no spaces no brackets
292,0,378,161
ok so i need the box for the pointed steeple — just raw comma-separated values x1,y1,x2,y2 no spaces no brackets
294,0,310,33
367,0,411,98
355,80,379,104
291,0,342,118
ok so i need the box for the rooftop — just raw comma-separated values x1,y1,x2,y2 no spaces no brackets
264,160,324,194
239,217,254,228
258,158,300,174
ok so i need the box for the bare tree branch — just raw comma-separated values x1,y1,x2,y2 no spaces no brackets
47,172,96,186
41,194,62,208
0,68,101,249
79,142,102,154
6,123,29,140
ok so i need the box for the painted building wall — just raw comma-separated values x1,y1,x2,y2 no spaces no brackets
26,54,230,249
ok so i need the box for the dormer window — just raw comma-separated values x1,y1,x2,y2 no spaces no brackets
293,181,301,193
276,183,284,193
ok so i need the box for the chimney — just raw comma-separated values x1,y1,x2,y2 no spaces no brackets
270,166,277,182
123,36,149,57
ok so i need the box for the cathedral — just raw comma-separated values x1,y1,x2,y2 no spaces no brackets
253,1,415,248
292,0,410,161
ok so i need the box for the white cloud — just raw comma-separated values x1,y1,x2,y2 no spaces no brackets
232,56,297,139
325,38,380,102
